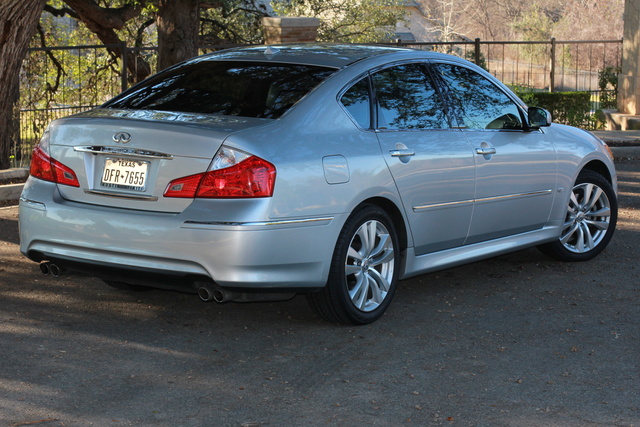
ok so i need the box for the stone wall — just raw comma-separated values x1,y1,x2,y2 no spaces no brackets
619,0,640,115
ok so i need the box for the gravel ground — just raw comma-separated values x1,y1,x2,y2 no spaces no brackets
0,162,638,427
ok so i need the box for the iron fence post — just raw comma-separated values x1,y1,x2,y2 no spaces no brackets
475,38,481,66
550,37,556,93
120,41,128,93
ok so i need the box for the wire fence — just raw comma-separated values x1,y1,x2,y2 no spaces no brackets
12,38,623,168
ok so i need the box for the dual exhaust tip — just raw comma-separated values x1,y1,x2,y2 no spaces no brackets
39,261,63,277
38,260,233,303
197,282,296,304
197,282,235,303
38,262,285,305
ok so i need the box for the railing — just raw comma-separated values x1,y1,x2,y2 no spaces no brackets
393,38,623,92
12,39,623,168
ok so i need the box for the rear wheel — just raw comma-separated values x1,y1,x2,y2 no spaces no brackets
539,170,617,261
307,205,400,325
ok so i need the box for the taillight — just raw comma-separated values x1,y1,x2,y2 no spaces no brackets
164,147,276,199
30,144,80,188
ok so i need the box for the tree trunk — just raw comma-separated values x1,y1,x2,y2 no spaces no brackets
0,0,45,169
157,0,200,71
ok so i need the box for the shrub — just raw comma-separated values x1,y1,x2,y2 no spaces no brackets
598,66,620,110
516,90,594,129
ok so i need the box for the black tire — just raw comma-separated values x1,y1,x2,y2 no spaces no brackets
307,204,400,325
538,169,617,262
103,279,153,292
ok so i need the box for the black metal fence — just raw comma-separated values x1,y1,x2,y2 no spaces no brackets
394,38,622,92
12,38,623,168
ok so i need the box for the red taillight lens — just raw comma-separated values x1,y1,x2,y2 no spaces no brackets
163,173,203,198
30,145,56,183
164,155,276,199
197,156,275,198
30,145,80,188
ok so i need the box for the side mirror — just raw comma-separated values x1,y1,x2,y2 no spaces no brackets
528,107,552,129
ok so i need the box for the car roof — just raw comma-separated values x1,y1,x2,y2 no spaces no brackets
189,43,417,69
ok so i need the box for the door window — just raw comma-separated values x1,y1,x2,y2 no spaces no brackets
372,64,450,130
434,63,523,130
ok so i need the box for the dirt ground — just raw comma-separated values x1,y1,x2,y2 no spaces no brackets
0,162,638,426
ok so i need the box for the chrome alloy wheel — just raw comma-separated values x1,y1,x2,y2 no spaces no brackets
561,182,613,254
344,219,395,312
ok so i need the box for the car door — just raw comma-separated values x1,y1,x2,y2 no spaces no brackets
365,62,476,255
431,62,557,244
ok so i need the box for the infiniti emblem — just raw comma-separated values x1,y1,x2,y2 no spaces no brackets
113,132,132,144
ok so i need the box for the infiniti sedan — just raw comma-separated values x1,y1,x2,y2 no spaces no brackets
19,44,617,324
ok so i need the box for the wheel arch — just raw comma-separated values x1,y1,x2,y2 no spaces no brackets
581,159,614,184
352,196,409,271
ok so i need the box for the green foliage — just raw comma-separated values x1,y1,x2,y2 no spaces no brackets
598,66,620,110
510,3,553,64
271,0,408,43
511,4,552,37
200,0,268,45
599,66,620,90
464,49,487,70
516,90,595,129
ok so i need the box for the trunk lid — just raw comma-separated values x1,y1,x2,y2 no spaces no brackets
47,108,269,213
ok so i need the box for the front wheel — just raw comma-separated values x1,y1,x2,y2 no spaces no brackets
538,170,617,262
307,205,400,325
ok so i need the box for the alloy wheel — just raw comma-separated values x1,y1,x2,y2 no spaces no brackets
560,182,613,254
344,219,395,312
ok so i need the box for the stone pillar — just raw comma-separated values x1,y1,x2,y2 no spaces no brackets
262,17,320,45
619,0,640,115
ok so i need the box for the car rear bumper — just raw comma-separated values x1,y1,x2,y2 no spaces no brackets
19,180,341,291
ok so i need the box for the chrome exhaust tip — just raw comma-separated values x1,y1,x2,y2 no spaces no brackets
198,283,229,303
39,261,64,277
49,263,62,277
39,262,51,275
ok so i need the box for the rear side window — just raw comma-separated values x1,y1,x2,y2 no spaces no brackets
340,77,371,129
104,61,336,119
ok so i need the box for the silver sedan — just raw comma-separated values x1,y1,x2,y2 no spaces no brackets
19,44,617,324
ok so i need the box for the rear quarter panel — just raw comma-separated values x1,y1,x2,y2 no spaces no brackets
222,68,407,224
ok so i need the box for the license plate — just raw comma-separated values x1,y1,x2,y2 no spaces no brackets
101,158,149,191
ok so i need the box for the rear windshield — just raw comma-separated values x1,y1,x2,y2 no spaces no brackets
103,61,336,119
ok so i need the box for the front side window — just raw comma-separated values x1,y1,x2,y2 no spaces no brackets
434,63,523,130
104,61,336,119
372,63,450,130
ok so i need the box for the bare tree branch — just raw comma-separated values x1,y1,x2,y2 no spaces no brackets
61,0,151,82
62,0,142,30
44,4,80,20
36,24,66,98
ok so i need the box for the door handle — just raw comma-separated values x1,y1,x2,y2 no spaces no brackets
390,149,416,157
475,147,497,155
